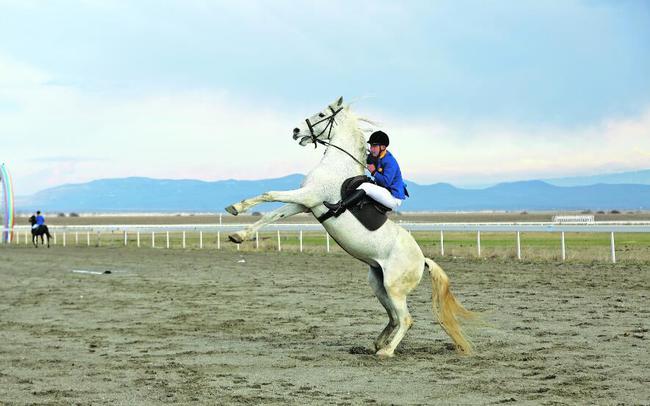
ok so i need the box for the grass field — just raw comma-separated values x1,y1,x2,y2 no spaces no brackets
0,248,648,404
11,228,650,263
18,211,650,226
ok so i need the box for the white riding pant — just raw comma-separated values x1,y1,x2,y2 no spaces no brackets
357,183,403,210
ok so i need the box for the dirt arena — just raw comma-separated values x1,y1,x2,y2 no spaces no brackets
1,246,648,404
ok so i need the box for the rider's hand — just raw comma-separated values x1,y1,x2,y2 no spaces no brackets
367,164,376,173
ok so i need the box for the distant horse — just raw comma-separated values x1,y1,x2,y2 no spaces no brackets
225,97,475,356
28,215,51,248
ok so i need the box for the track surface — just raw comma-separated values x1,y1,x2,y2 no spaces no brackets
1,247,648,404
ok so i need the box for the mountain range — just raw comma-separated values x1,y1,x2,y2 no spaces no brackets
14,169,650,212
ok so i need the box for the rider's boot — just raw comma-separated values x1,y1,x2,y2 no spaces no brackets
323,189,366,218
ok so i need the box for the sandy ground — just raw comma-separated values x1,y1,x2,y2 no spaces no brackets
0,246,648,405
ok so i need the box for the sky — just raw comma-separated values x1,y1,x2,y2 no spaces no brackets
1,0,649,194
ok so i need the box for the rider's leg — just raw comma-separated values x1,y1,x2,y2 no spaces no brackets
322,189,366,217
357,183,403,210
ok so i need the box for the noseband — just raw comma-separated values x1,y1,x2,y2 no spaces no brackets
301,107,366,168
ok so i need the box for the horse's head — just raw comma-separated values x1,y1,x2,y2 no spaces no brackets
292,96,349,147
28,215,36,225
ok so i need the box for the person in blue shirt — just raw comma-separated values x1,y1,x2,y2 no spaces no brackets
33,211,45,230
324,130,408,217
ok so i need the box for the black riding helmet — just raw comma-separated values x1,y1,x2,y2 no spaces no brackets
368,130,389,146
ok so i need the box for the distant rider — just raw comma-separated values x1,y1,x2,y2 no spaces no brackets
33,210,45,230
323,130,408,216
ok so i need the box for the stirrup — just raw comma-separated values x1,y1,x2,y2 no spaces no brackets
323,200,345,217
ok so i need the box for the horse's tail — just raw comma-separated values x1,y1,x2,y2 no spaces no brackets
44,226,52,238
425,257,476,355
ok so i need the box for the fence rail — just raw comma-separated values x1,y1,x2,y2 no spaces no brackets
4,222,650,263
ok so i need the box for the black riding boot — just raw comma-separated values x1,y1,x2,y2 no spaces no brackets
323,189,366,218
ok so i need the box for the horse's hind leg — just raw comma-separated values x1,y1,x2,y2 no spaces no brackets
368,266,397,351
375,262,424,357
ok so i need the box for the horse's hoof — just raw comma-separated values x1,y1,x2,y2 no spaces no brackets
376,348,394,358
228,233,243,244
225,205,239,216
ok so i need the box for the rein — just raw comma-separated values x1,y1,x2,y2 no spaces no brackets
303,106,366,169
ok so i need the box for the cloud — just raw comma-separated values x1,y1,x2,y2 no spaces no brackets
0,54,326,193
382,106,650,186
1,52,649,194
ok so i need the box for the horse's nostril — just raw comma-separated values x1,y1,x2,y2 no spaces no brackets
293,128,300,134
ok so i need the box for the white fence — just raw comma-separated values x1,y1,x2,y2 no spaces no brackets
4,221,650,263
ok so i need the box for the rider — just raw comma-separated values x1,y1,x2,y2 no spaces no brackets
323,130,408,216
33,210,45,230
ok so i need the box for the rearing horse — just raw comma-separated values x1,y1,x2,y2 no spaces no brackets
225,97,474,356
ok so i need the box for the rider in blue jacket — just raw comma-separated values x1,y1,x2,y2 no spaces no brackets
32,211,45,229
324,130,408,216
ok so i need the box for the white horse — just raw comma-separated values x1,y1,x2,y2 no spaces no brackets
225,97,474,356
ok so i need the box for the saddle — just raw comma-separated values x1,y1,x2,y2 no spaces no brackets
319,175,391,231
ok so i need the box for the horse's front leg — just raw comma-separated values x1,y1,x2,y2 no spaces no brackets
225,187,322,216
228,203,308,243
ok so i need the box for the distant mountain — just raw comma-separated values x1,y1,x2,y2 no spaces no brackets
15,174,650,212
16,175,304,213
544,169,650,186
405,180,650,211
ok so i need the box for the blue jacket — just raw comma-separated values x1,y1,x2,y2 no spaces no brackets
371,150,408,199
36,215,45,225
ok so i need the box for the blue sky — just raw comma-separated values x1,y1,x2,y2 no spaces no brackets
1,0,649,194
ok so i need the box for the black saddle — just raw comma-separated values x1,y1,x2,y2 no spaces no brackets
319,175,391,231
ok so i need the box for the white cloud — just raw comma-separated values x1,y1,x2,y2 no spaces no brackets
382,107,650,186
1,54,649,194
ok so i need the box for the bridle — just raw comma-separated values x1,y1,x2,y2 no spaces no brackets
295,106,367,168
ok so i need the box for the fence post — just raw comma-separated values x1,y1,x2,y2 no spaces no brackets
610,232,616,263
277,230,281,252
561,231,566,261
326,233,330,253
516,231,521,260
62,232,66,247
299,230,303,252
53,232,57,245
166,231,170,249
440,230,444,256
477,231,481,257
199,231,203,249
256,232,259,249
97,231,100,247
137,231,140,247
75,232,79,245
182,231,186,249
25,231,28,244
87,232,90,246
124,231,128,246
152,232,155,248
217,232,221,250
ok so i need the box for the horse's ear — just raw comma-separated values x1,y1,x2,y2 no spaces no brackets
337,96,343,106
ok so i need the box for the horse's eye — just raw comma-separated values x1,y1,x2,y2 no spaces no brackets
318,113,325,118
